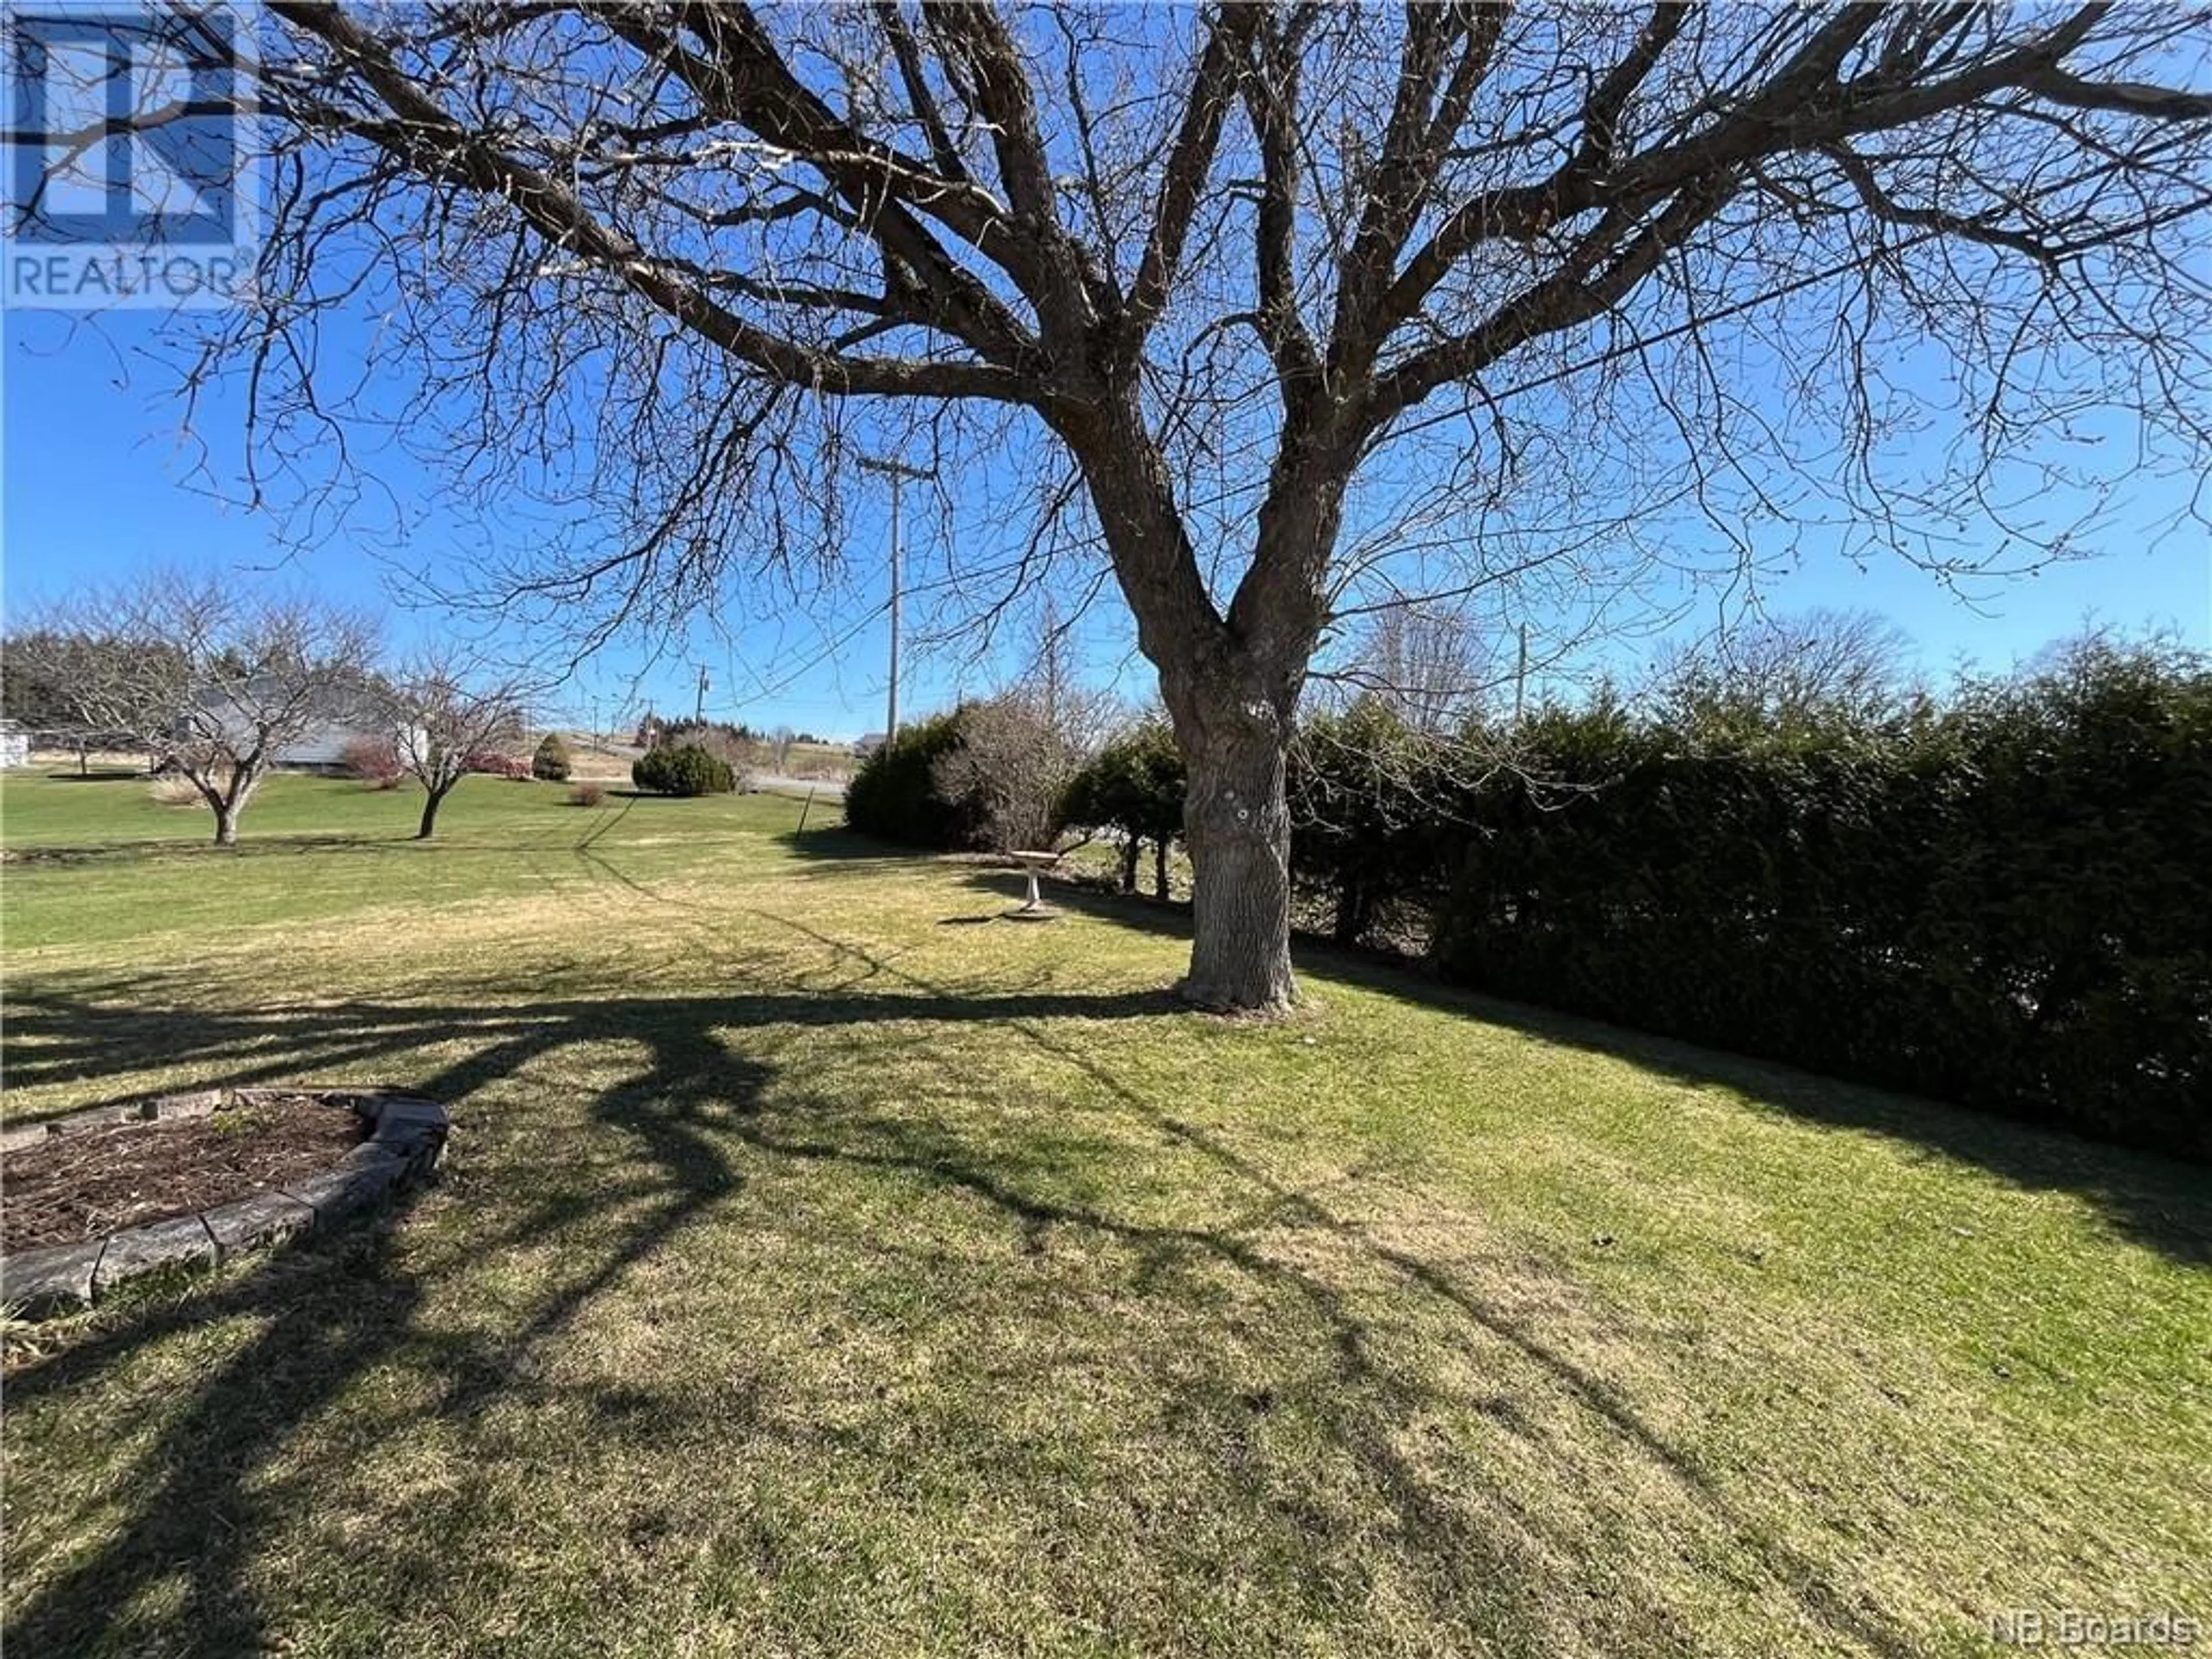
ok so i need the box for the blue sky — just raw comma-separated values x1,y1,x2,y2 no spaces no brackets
0,309,1080,740
5,301,2205,741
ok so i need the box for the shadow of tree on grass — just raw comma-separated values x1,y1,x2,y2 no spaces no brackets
2,984,760,1657
2,918,1932,1657
976,870,2212,1269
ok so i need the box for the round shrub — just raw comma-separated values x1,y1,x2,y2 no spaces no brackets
532,733,573,782
632,742,736,797
844,712,980,848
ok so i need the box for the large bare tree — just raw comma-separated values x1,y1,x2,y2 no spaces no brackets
16,573,380,844
29,2,2210,1006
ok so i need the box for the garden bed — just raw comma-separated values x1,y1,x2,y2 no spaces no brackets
2,1091,369,1253
0,1088,448,1318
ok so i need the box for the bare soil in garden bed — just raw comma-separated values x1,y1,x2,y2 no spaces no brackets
2,1094,368,1253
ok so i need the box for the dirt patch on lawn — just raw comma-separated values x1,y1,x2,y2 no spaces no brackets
2,1094,369,1252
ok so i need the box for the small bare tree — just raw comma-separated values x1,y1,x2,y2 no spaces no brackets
1016,600,1123,759
0,631,146,774
930,692,1073,853
382,653,532,840
17,574,380,845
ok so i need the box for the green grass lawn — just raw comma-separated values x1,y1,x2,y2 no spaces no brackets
2,770,2206,1657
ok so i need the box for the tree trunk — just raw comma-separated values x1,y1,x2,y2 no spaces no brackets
1056,386,1335,1016
1334,878,1369,947
1118,836,1140,895
418,786,446,840
210,763,262,846
1177,716,1297,1012
1154,838,1171,902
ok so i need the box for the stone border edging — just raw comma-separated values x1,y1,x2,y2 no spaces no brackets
1,1087,449,1320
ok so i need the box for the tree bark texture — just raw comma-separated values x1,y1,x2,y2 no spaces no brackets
1173,704,1297,1013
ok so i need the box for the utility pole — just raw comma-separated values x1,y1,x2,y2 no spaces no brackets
859,454,931,739
1513,623,1529,726
1038,594,1062,733
694,664,709,724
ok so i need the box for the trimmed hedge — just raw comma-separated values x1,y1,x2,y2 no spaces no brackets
836,641,2210,1160
1281,641,2209,1161
1289,699,1462,945
632,742,736,797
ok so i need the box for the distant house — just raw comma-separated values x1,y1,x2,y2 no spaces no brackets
272,710,396,771
184,678,404,774
853,732,888,757
0,721,28,770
